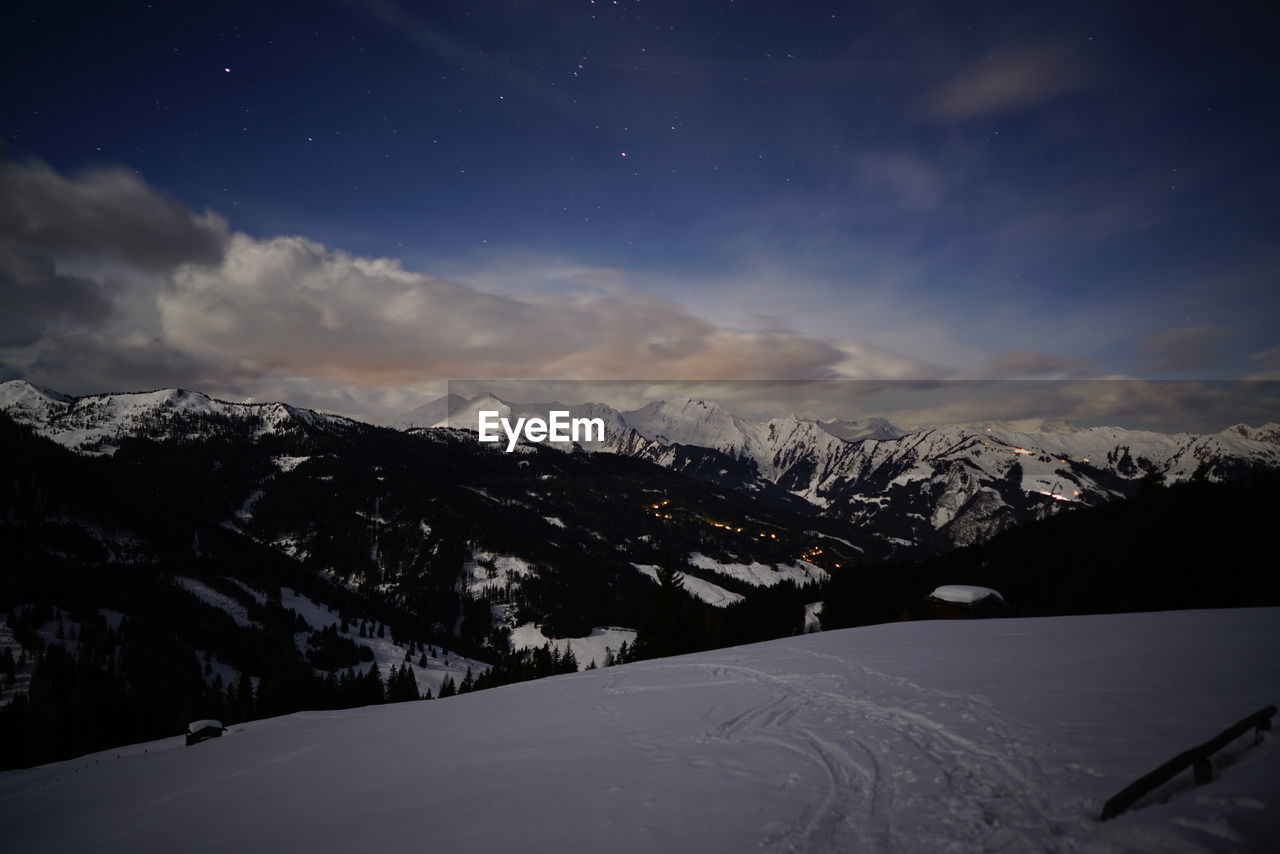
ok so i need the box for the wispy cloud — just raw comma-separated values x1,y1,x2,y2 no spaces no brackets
1138,326,1228,373
855,153,945,211
925,44,1094,121
979,351,1101,379
1246,345,1280,380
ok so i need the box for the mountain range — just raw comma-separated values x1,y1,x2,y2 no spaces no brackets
6,380,1280,560
2,378,1278,770
397,389,1280,551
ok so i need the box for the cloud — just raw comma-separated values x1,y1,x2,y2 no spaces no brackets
0,242,113,346
856,154,944,211
447,377,1277,435
0,159,227,270
24,330,230,395
158,233,855,385
1,158,902,409
1138,326,1227,373
869,379,1278,435
1245,345,1280,380
926,46,1091,121
980,351,1100,379
829,340,942,380
341,0,580,115
2,158,1267,432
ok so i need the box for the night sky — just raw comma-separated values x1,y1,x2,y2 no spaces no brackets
2,1,1278,423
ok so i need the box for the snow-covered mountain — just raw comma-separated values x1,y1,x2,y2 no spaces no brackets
815,415,905,442
0,380,358,456
399,390,1280,551
388,392,467,429
0,379,868,689
3,607,1276,853
6,379,1278,555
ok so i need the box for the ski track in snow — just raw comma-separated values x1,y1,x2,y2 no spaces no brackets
595,651,1068,854
562,625,1268,854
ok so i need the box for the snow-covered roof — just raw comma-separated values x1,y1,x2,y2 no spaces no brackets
187,719,224,733
928,584,1005,605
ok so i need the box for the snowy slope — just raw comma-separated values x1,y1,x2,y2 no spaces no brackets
509,623,637,670
279,588,486,697
687,552,829,587
633,562,744,607
2,608,1276,853
174,577,258,628
389,392,467,429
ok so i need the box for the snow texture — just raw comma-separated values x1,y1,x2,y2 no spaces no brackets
3,608,1275,853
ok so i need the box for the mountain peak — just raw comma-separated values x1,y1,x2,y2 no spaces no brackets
0,379,73,404
1221,422,1280,444
622,397,744,447
815,416,905,442
952,418,1082,435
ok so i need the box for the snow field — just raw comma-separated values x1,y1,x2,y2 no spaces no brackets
1,608,1275,853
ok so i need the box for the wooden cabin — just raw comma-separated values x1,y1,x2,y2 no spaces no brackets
926,584,1007,619
185,719,225,746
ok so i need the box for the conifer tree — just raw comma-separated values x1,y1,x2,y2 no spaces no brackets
365,664,384,705
235,671,253,722
560,642,578,674
401,665,420,701
633,557,691,660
